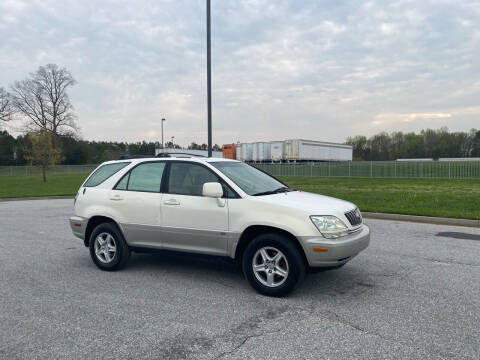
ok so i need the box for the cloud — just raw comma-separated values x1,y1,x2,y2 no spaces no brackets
379,23,396,35
0,0,26,11
0,0,479,146
145,130,157,138
372,112,453,126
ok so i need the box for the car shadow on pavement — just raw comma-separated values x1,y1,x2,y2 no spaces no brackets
127,250,243,277
124,250,374,298
303,268,376,296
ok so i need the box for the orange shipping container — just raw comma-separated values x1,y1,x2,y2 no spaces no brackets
222,144,237,159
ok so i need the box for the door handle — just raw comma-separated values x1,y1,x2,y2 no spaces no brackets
110,195,123,201
164,199,180,205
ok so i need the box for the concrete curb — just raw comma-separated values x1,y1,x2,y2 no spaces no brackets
0,195,74,202
363,212,480,228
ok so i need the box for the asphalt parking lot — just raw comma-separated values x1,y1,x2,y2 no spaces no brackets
1,199,479,359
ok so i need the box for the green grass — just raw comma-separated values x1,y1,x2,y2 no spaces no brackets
1,174,479,220
0,174,88,199
279,177,480,220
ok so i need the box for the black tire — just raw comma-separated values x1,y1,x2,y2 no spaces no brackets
89,222,130,271
242,233,305,297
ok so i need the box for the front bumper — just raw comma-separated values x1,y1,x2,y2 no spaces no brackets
69,216,87,240
299,224,370,267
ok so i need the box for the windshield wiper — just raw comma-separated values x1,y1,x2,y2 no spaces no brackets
253,186,293,196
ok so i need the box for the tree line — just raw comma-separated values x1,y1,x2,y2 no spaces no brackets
0,131,221,166
346,128,480,161
2,125,478,166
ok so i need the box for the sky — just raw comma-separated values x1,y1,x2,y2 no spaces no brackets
1,0,479,146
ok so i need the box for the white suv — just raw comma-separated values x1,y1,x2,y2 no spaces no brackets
70,156,369,296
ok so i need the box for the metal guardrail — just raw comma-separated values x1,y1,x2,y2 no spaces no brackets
254,161,480,179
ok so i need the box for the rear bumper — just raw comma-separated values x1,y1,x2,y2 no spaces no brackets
69,216,87,240
300,224,370,267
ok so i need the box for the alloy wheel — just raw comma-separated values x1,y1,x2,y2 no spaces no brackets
252,246,289,287
94,232,117,264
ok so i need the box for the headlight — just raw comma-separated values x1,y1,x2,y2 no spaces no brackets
310,216,349,239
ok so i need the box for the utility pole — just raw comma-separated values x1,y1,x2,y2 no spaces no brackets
206,0,212,157
161,118,166,153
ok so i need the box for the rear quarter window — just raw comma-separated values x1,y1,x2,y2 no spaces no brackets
83,162,130,187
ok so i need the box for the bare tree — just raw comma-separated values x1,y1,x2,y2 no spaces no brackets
0,87,14,122
10,64,78,136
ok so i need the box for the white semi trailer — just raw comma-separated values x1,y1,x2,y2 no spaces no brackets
270,141,284,161
239,143,253,161
252,142,271,162
284,139,352,162
236,139,352,162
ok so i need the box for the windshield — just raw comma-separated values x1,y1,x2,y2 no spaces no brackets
211,161,291,196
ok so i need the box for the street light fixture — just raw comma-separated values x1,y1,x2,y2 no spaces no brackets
161,118,166,153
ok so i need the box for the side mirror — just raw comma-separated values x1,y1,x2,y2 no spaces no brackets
202,182,223,198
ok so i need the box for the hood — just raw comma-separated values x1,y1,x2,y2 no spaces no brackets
252,190,357,216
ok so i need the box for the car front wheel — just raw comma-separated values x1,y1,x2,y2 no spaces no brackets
243,233,305,297
89,222,130,271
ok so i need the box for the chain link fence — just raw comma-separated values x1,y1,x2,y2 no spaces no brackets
254,161,480,179
1,161,480,179
0,165,98,177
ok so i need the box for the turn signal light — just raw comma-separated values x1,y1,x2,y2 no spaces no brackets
313,247,328,252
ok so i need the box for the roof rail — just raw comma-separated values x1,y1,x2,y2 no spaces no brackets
118,154,152,160
155,152,207,158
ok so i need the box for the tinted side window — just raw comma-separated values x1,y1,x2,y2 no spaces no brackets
222,184,239,199
126,162,166,192
115,173,129,190
84,162,130,187
167,162,219,196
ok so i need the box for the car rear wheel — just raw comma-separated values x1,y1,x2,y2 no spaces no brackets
89,222,130,271
243,233,305,297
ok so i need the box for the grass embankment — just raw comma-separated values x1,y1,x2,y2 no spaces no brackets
280,177,480,220
0,174,479,220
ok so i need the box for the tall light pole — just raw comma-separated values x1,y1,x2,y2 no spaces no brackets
161,118,166,153
206,0,212,157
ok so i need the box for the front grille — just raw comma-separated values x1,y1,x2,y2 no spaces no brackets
345,208,362,226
